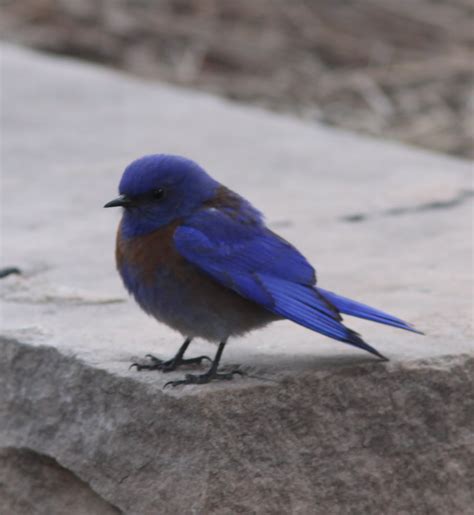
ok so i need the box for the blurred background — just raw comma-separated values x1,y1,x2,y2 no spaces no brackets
2,0,473,158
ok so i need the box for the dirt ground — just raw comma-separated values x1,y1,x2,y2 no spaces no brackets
2,0,473,158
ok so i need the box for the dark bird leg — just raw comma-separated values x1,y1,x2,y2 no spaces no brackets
165,340,243,387
130,337,211,372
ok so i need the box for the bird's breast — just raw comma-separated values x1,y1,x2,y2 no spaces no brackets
116,219,185,285
115,219,276,340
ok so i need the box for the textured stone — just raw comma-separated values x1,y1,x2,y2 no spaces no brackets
0,447,120,515
1,44,473,514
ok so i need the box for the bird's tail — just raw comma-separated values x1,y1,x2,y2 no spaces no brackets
317,288,423,335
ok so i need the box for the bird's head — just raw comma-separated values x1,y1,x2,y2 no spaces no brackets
105,154,219,238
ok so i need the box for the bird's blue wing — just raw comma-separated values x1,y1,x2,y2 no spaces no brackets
174,209,385,357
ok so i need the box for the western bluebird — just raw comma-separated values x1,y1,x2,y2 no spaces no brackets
104,154,421,386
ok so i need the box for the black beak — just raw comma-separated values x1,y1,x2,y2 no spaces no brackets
104,194,132,208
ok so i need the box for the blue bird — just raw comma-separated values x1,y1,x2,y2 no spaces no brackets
104,154,421,386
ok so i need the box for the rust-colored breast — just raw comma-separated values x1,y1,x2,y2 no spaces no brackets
116,220,185,284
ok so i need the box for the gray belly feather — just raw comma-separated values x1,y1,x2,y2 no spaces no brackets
121,264,277,342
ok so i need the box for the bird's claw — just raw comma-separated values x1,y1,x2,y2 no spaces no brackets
130,354,212,372
164,368,244,388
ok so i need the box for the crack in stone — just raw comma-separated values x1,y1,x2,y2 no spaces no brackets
0,267,21,279
341,189,474,223
118,458,154,485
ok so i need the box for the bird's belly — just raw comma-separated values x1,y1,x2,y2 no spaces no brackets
120,262,276,342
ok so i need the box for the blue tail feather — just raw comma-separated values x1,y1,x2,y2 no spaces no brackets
317,288,423,335
257,274,389,360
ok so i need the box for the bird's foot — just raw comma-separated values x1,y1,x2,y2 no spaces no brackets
130,353,212,373
164,368,244,388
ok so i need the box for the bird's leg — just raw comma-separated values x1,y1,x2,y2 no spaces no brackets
130,337,211,372
165,340,243,387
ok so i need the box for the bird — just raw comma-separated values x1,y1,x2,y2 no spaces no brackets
104,154,421,386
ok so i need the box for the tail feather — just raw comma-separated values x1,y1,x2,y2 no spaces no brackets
318,288,423,335
257,274,389,360
339,328,389,361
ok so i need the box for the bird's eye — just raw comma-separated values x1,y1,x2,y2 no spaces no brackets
152,188,165,200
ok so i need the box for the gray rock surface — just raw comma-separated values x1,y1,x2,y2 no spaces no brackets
0,447,120,515
1,44,473,514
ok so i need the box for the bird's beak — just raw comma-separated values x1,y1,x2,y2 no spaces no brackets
104,194,132,208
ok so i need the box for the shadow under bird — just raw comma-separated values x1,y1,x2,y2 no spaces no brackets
104,154,421,387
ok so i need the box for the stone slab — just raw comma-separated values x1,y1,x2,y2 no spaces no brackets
1,44,473,514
